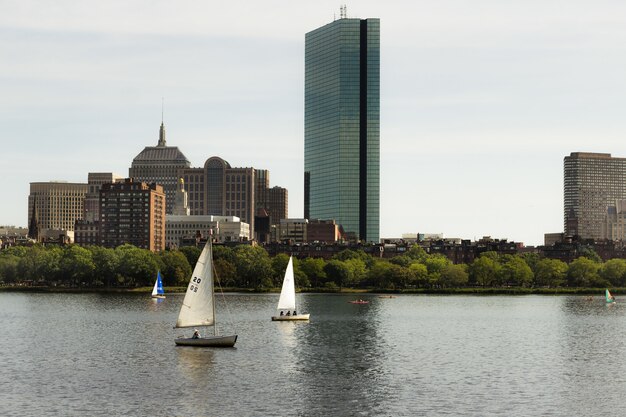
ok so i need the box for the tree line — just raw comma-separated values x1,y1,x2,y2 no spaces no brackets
1,243,626,290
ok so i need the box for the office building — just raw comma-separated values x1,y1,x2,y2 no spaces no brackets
180,156,256,236
84,173,123,222
564,152,626,239
129,122,190,214
603,200,626,241
99,178,166,251
28,181,88,233
304,13,380,242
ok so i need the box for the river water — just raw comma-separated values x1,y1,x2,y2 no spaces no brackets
1,293,625,416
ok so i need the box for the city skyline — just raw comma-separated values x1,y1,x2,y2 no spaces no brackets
3,1,626,246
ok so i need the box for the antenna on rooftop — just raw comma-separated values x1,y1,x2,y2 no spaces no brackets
340,5,347,19
161,96,164,123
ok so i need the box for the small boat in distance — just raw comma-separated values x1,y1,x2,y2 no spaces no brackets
174,236,237,347
151,270,166,299
272,256,310,321
378,295,396,299
606,289,616,304
349,299,369,304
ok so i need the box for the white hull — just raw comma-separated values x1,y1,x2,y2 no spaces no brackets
272,314,310,321
175,334,238,347
151,295,166,299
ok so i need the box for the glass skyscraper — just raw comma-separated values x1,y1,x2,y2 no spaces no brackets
304,17,380,242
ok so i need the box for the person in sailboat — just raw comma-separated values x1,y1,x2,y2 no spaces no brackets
192,329,200,339
286,311,291,316
293,310,297,316
280,311,284,316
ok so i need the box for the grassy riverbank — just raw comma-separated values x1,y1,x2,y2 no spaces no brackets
1,285,622,296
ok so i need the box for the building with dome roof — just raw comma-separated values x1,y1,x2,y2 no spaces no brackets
129,122,191,214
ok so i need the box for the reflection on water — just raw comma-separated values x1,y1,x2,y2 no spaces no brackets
3,293,626,416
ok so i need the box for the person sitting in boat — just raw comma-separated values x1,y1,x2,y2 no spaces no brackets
286,311,291,316
293,310,297,316
192,329,200,339
280,311,284,316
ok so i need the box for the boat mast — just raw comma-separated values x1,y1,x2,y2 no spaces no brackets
210,232,218,336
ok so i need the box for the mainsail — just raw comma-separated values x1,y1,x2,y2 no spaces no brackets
276,256,296,311
152,271,165,296
175,242,215,328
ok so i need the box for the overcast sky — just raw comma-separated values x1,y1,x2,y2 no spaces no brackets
2,0,626,246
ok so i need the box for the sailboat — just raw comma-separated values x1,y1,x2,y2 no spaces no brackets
151,270,166,299
174,238,238,347
271,256,310,321
605,289,616,304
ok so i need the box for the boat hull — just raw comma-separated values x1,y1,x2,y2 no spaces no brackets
271,314,310,321
175,335,238,347
152,295,166,299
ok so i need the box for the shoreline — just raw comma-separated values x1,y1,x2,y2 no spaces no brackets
0,285,620,296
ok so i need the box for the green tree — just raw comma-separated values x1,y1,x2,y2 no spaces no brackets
59,245,95,286
534,258,567,287
0,254,20,283
299,257,327,288
406,245,427,262
368,260,394,289
324,260,351,289
344,258,367,287
233,245,272,288
116,245,159,286
407,262,429,288
271,253,291,287
424,254,452,284
567,257,602,287
499,255,533,287
439,264,469,288
179,245,202,267
214,258,237,287
469,255,501,287
159,250,192,286
599,259,626,287
89,246,119,287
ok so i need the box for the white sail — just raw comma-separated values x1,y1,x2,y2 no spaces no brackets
276,256,296,311
151,277,159,296
175,241,215,328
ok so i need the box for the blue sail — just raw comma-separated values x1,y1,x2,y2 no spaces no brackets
156,271,165,295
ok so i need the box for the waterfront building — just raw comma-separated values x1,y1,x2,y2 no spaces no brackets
166,215,249,248
268,186,288,226
603,200,626,241
272,218,308,244
129,122,190,214
74,220,99,246
304,12,380,242
84,173,123,222
180,156,256,236
99,178,166,251
28,181,88,234
564,152,626,239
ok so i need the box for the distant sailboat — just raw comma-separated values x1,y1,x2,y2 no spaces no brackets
606,289,616,304
151,271,166,299
174,238,238,347
271,256,310,321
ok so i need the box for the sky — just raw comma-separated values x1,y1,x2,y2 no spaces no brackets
2,0,626,246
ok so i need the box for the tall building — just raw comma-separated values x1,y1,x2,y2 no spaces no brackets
84,173,123,222
564,152,626,239
129,122,191,214
180,156,256,235
268,186,288,225
28,181,88,233
304,13,380,242
99,178,166,251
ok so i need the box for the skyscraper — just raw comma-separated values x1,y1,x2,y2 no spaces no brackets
304,14,380,242
564,152,626,239
129,122,191,214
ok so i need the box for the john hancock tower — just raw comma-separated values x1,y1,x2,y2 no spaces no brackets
304,13,380,243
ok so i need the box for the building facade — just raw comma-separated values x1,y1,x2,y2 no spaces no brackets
564,152,626,239
166,215,250,248
181,156,256,236
268,186,288,225
304,15,380,242
129,122,191,214
603,200,626,241
84,173,123,222
99,179,166,251
28,181,88,233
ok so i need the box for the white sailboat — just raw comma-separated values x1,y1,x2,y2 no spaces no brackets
151,270,166,299
174,238,237,347
271,256,310,321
